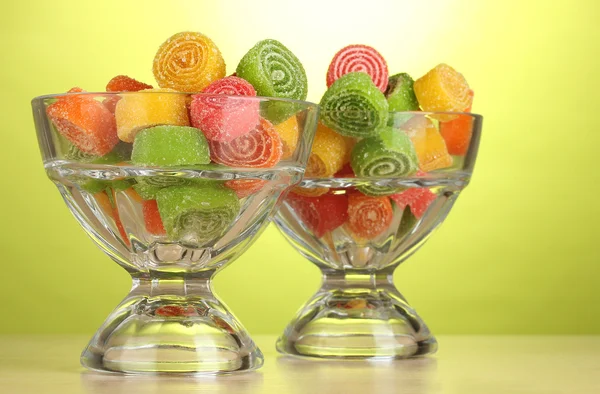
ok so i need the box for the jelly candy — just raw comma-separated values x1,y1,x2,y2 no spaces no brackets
156,185,240,242
386,73,419,111
190,76,260,142
142,199,166,235
47,88,118,156
209,118,283,168
326,44,389,92
413,63,473,112
153,32,226,92
131,125,210,166
403,118,453,172
390,188,437,219
286,193,349,238
319,72,388,138
346,193,393,239
273,115,299,160
305,123,347,177
115,88,189,143
106,75,153,92
224,179,268,199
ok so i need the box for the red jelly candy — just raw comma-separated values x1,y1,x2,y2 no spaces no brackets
47,87,118,156
224,179,268,198
286,193,349,238
142,200,166,235
347,193,393,239
390,188,437,219
209,118,283,168
190,76,260,142
326,45,389,92
106,75,153,92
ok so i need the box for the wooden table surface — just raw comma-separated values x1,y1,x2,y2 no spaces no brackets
0,335,598,393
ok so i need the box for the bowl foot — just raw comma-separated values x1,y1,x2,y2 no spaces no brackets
81,278,263,374
277,273,437,359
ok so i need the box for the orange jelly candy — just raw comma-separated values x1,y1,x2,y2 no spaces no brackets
106,75,153,92
440,105,474,156
347,193,394,240
46,88,118,156
403,117,453,172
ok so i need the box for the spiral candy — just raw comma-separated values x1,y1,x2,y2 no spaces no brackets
346,193,393,240
156,185,240,242
190,76,260,142
153,32,226,92
319,72,389,138
209,118,283,168
326,44,389,92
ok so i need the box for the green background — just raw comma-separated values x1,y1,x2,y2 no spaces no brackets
1,0,598,335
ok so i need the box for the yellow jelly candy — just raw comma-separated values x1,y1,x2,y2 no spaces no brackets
413,63,473,112
403,117,453,172
273,115,299,159
153,32,226,92
115,88,189,143
305,123,347,177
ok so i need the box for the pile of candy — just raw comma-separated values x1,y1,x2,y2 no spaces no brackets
288,44,474,241
46,32,309,243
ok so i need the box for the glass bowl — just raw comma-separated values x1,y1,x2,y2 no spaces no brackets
273,111,482,359
31,91,318,374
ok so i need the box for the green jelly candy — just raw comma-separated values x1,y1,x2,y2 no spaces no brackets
386,73,419,112
351,126,418,178
356,183,402,197
237,39,308,124
131,126,210,167
237,39,308,100
156,184,240,242
320,72,389,138
397,205,417,239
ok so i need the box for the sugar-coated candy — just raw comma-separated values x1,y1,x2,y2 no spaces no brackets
326,44,389,92
66,143,132,193
115,88,189,143
319,72,389,138
153,32,226,92
106,75,153,92
209,118,283,168
351,127,418,178
391,188,437,219
386,73,419,112
273,115,299,160
346,193,393,240
224,179,268,198
142,199,166,235
131,125,210,166
47,88,118,156
156,184,240,242
413,63,473,112
287,193,348,238
305,123,347,177
236,39,308,101
440,110,474,155
190,76,260,142
403,117,453,172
